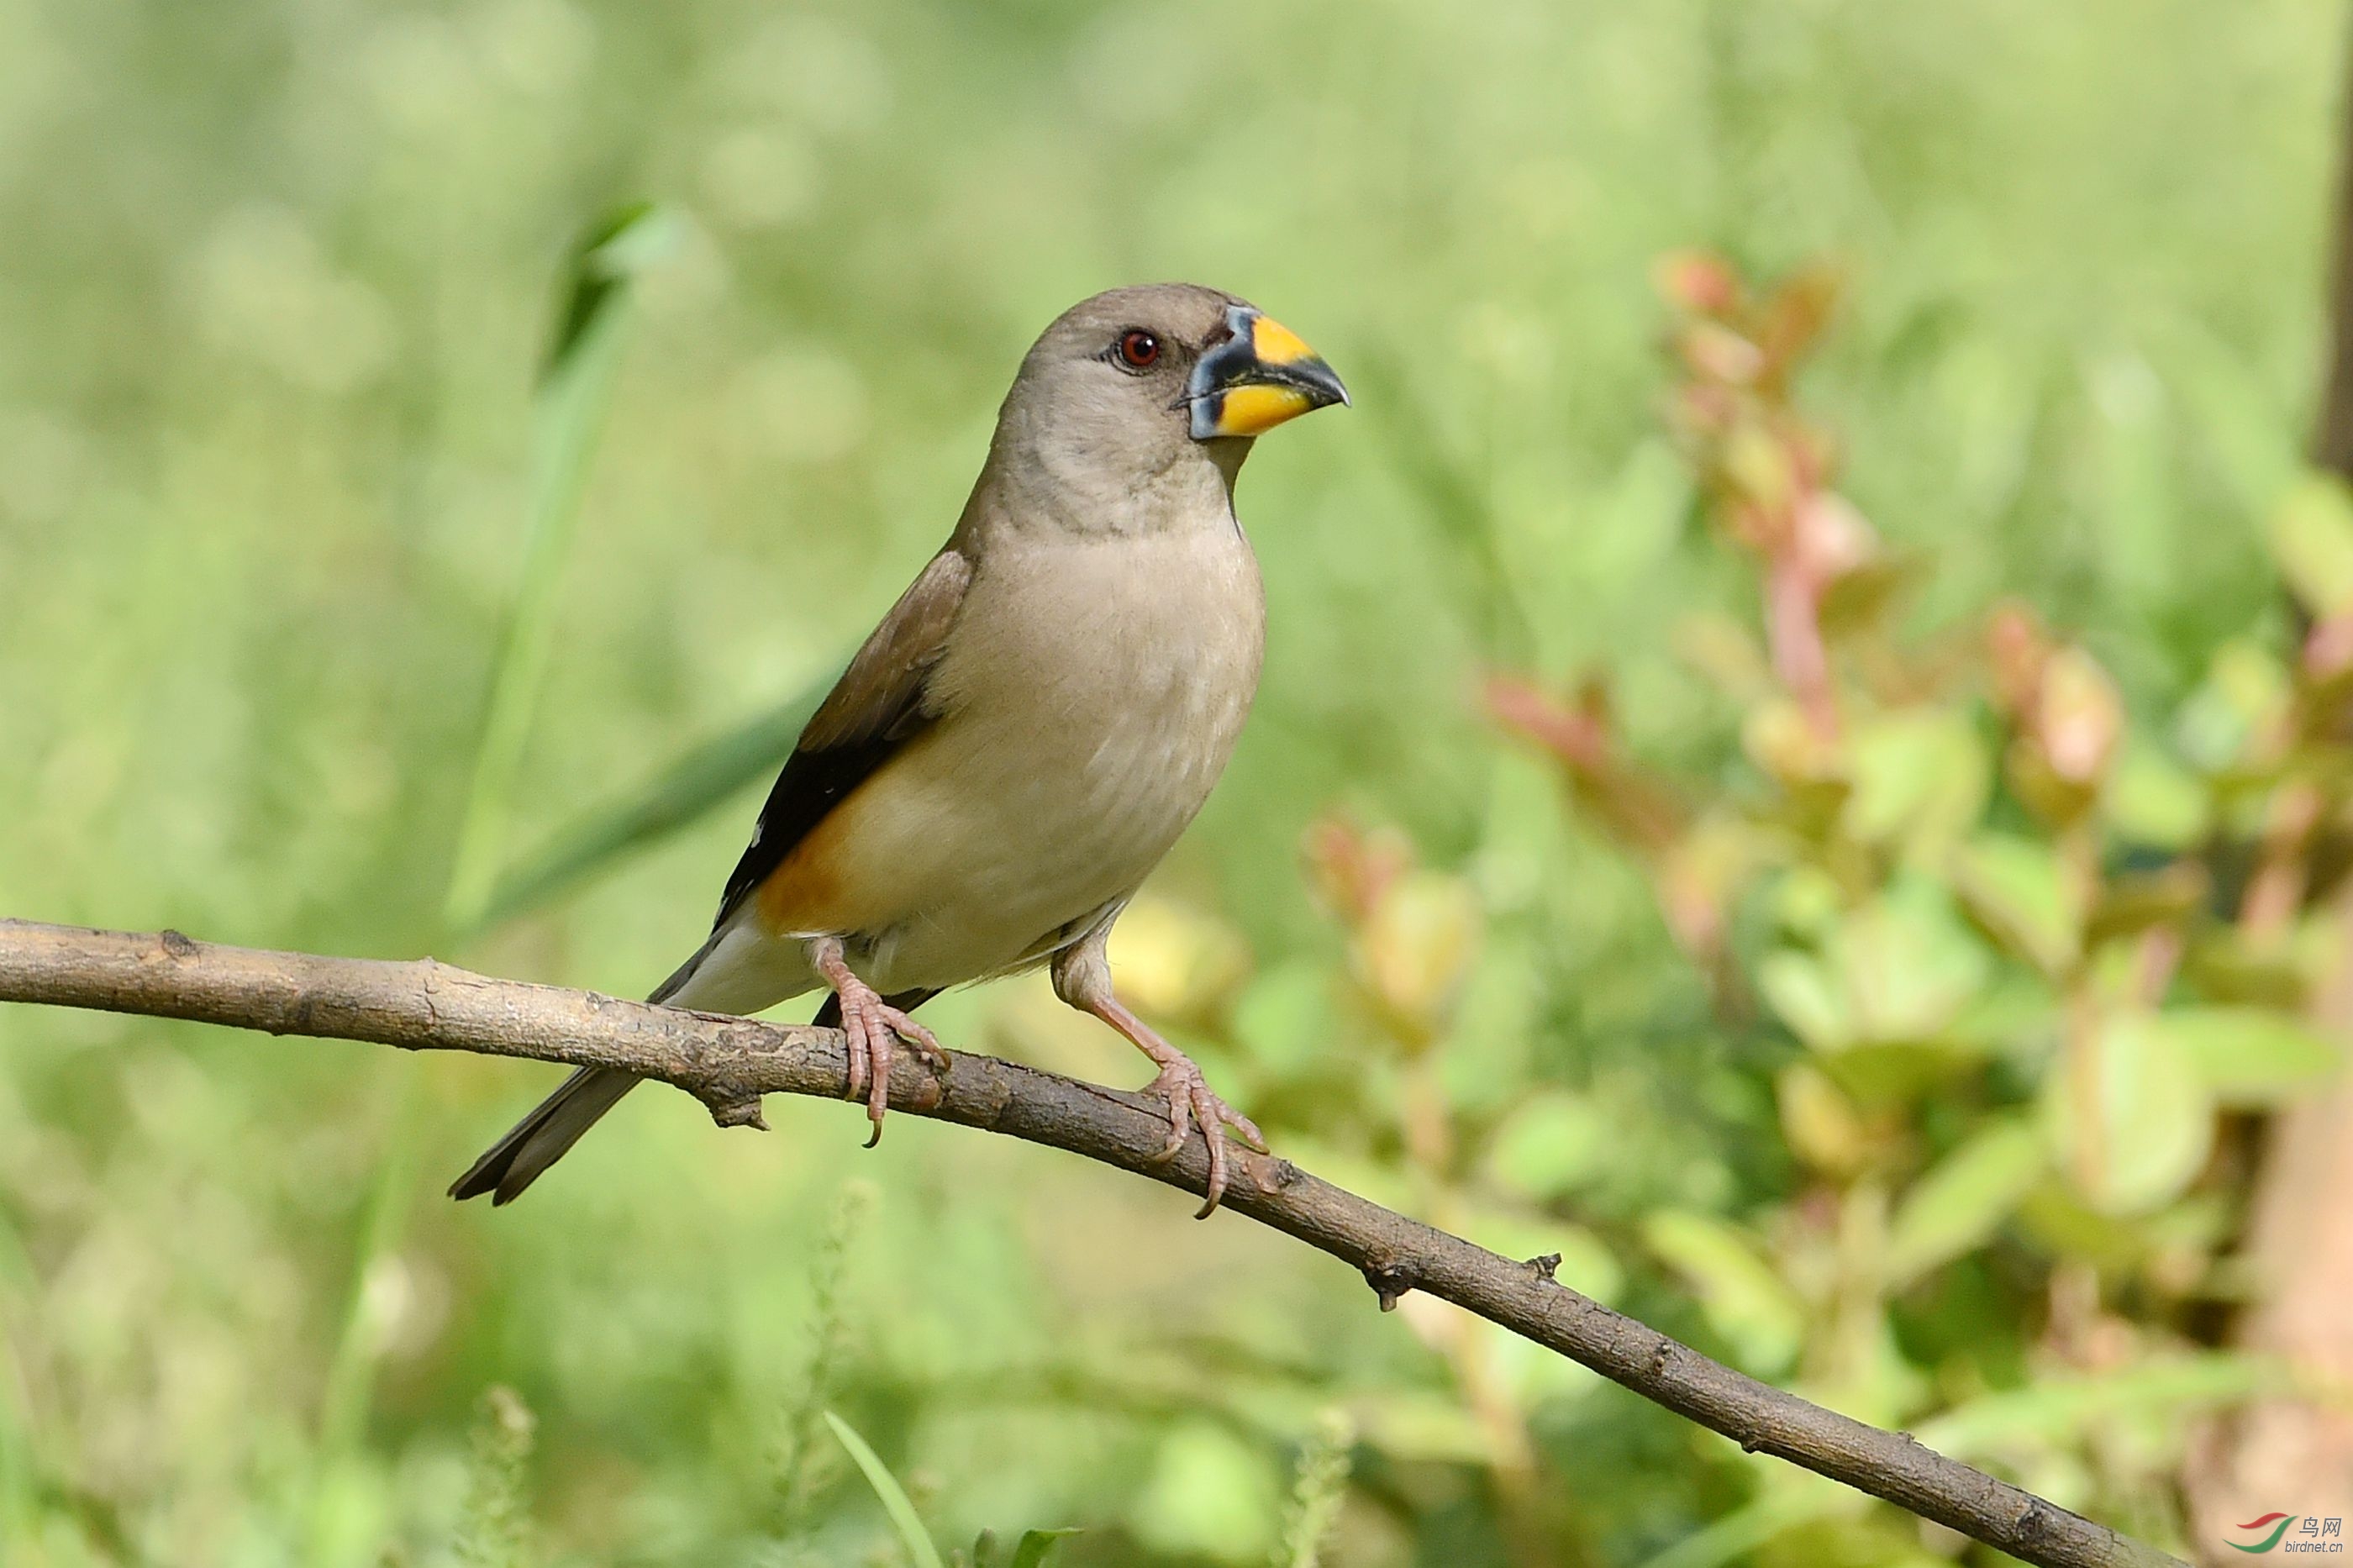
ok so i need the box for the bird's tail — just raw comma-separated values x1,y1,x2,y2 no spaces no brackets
446,934,724,1205
445,1065,640,1205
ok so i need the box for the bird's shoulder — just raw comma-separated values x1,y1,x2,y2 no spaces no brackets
710,547,975,928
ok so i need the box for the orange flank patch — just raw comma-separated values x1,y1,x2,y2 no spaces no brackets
751,733,939,936
753,812,848,933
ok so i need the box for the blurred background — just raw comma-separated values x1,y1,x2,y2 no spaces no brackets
3,0,2350,1563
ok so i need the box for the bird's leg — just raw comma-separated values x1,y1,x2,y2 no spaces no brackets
808,935,945,1147
1051,929,1266,1218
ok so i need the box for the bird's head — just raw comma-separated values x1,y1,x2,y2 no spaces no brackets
986,283,1347,526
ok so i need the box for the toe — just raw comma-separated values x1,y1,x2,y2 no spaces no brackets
1149,1078,1194,1165
841,1011,869,1103
863,1028,892,1147
887,1012,949,1071
1193,1088,1229,1218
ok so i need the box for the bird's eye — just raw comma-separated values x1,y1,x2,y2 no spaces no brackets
1115,329,1161,370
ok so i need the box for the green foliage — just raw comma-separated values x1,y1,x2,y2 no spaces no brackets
456,1387,538,1568
2,3,2345,1565
1485,252,2353,1555
772,1181,873,1548
1271,1411,1352,1568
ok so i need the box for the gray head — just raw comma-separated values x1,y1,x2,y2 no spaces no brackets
976,283,1347,533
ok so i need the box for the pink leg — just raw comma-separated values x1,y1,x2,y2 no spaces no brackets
1083,992,1267,1218
809,937,946,1146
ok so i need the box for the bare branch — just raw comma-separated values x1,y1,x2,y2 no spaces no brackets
0,918,2182,1568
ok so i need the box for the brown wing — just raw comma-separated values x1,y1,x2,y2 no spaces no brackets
710,548,974,929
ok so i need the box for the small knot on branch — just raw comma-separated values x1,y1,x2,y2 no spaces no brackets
705,1094,769,1131
1362,1255,1417,1312
158,929,198,960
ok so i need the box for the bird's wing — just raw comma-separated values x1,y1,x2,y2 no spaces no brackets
709,547,975,929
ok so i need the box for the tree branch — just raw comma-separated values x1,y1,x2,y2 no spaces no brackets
0,918,2180,1568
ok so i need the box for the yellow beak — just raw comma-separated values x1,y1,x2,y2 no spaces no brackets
1188,307,1350,440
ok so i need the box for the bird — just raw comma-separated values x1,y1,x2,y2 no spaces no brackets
450,283,1347,1218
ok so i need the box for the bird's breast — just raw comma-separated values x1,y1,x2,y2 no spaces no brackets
934,524,1266,850
796,524,1265,991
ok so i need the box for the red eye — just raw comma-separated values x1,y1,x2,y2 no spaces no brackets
1117,329,1161,369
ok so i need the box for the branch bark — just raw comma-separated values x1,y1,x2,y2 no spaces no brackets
0,918,2181,1568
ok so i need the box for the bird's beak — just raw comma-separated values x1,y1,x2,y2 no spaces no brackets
1187,305,1349,440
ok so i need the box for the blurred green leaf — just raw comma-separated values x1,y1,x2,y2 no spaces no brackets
1347,1391,1490,1466
2047,1013,2214,1216
1641,1211,1805,1376
1842,709,1988,858
1759,878,1990,1050
1914,1353,2287,1457
825,1410,946,1568
2268,473,2353,619
1884,1118,2045,1287
1483,1092,1612,1202
1635,1480,1853,1568
2084,864,2208,950
1229,960,1334,1081
2175,641,2293,776
476,678,832,929
1133,1421,1281,1560
1777,1061,1873,1175
2157,1008,2342,1106
2103,742,2212,850
1756,949,1850,1050
1010,1527,1081,1568
2184,929,2312,1008
1949,833,2079,977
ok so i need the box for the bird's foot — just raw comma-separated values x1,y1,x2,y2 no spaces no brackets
1140,1051,1267,1219
815,955,946,1146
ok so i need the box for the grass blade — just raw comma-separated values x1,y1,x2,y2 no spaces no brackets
473,673,833,930
442,200,676,933
824,1410,945,1568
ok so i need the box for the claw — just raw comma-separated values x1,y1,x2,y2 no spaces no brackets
812,941,947,1149
1141,1058,1261,1218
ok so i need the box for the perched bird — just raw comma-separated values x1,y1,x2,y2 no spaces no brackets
450,283,1347,1217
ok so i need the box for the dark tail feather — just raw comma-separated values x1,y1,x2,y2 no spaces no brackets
810,987,939,1029
447,1066,640,1204
449,939,727,1206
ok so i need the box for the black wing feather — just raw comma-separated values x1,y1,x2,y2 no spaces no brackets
708,548,973,930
